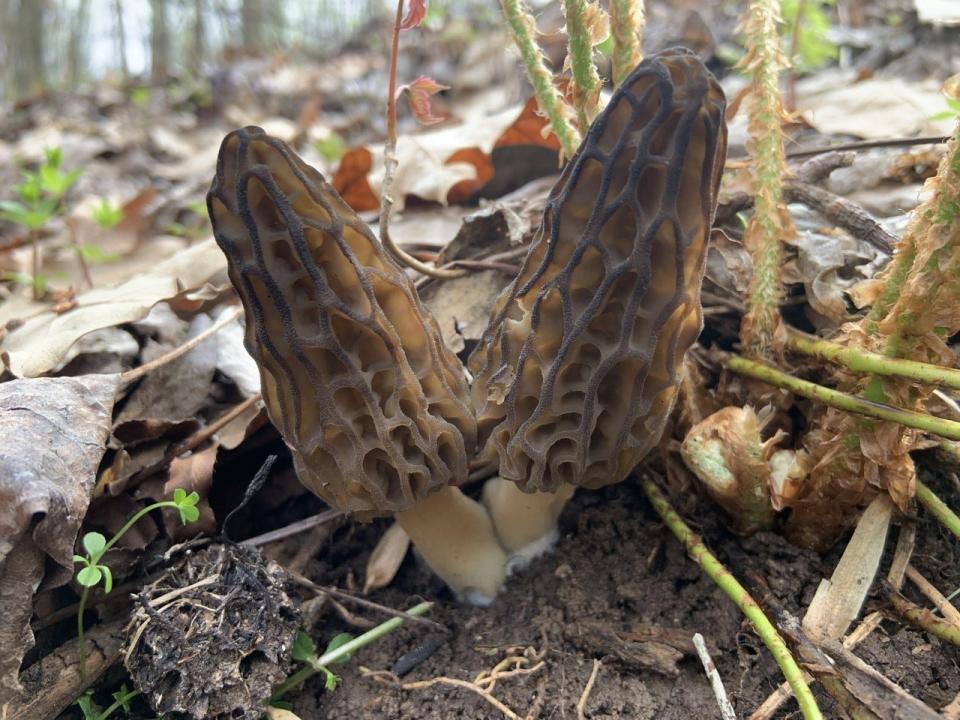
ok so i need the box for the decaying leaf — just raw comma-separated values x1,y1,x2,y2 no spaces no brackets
0,239,226,378
363,522,412,594
0,374,119,704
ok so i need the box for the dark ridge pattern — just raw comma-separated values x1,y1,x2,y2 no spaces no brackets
208,127,476,518
468,49,728,493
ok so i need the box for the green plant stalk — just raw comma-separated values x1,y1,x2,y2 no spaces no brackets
785,329,960,390
272,601,433,701
77,500,182,680
500,0,581,158
609,0,643,86
865,238,916,336
726,355,960,441
888,590,960,646
562,0,602,129
641,477,822,720
93,689,141,720
916,479,960,541
738,0,792,359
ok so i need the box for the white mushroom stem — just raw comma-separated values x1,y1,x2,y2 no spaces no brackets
395,485,508,606
482,477,575,564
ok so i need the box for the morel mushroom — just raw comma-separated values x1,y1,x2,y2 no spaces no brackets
208,127,506,603
469,49,728,558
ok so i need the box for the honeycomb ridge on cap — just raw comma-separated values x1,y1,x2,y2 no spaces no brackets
208,126,476,518
468,49,728,493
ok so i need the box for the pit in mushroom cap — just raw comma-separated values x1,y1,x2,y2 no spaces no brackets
469,49,728,496
208,126,506,601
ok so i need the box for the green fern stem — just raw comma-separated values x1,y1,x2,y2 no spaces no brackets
562,0,603,130
500,0,581,159
609,0,643,86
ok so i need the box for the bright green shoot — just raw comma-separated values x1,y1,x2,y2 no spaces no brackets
271,601,433,703
76,683,140,720
74,488,201,681
92,199,123,230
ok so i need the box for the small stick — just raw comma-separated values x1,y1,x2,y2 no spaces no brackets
242,509,343,547
288,572,446,632
887,587,960,646
905,564,960,627
119,306,243,384
725,354,960,441
576,658,602,720
641,473,823,720
693,633,736,720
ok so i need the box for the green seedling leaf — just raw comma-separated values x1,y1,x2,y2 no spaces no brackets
322,668,341,692
92,199,123,229
83,532,107,557
314,133,346,163
323,632,355,664
76,565,103,588
75,689,101,720
45,146,64,169
173,488,201,524
77,243,120,263
17,174,42,203
130,87,150,105
100,565,113,593
292,631,319,662
112,684,135,711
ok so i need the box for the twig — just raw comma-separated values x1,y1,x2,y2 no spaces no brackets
785,181,895,253
242,509,343,547
783,135,949,159
725,354,960,441
576,658,602,720
915,479,960,541
693,633,736,720
785,328,960,391
641,473,823,720
119,306,243,384
905,564,960,627
887,587,960,646
369,671,527,720
748,611,883,720
288,571,447,632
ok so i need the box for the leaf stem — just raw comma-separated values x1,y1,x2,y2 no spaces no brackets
609,0,643,86
562,0,602,129
784,329,960,390
915,480,960,541
377,0,465,279
726,355,960,441
641,476,822,720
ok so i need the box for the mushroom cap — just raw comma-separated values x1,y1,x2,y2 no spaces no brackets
208,127,476,518
468,49,728,493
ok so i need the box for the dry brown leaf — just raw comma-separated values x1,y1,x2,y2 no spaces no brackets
0,374,119,702
363,522,411,594
0,239,226,377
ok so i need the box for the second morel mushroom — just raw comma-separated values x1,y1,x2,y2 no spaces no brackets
208,127,507,604
469,49,728,562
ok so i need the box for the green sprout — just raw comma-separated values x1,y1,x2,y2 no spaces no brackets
781,0,838,72
74,488,201,680
76,683,140,720
271,601,433,702
932,97,960,122
0,146,83,298
313,133,347,163
92,199,123,230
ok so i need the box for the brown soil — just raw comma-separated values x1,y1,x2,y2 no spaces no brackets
291,468,960,719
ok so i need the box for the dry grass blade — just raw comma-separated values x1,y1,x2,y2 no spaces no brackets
576,658,602,720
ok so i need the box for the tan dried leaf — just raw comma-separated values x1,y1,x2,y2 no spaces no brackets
363,522,411,594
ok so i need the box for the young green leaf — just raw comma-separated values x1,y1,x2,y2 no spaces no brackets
292,631,319,663
323,632,356,664
75,689,101,720
76,565,103,588
83,532,107,557
92,199,123,230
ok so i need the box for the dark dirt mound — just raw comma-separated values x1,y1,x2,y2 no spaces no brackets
291,472,960,719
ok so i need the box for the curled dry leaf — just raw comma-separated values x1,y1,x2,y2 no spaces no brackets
363,522,412,594
0,374,119,704
0,238,226,378
680,406,778,535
